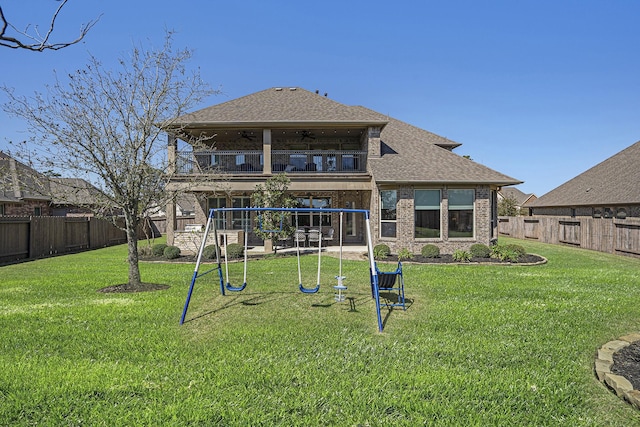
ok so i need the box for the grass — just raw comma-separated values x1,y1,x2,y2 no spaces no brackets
1,237,640,425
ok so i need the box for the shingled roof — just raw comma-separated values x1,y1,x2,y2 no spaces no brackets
345,106,519,185
170,87,388,128
49,178,105,206
528,140,640,207
0,151,50,203
499,187,536,206
168,87,521,186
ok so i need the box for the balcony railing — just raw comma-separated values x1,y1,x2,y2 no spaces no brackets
177,150,263,174
176,150,367,175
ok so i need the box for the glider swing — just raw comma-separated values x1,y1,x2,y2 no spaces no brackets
179,207,404,332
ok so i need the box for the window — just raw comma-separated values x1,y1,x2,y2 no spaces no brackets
33,206,42,216
380,190,397,238
0,204,4,216
208,197,227,229
295,197,331,227
232,197,251,230
415,190,440,238
448,189,474,238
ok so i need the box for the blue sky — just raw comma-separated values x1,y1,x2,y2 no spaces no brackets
1,0,639,196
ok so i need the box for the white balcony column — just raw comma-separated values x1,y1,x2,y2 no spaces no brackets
263,129,272,174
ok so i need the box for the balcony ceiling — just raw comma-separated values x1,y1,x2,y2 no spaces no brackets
179,127,366,143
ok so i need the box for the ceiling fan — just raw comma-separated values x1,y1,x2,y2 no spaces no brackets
240,131,256,141
300,130,316,141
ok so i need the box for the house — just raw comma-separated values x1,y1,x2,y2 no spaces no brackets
0,151,51,216
498,186,537,216
0,152,105,217
527,140,640,219
49,177,107,217
162,87,521,253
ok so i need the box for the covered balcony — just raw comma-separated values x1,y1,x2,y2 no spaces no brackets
175,149,368,175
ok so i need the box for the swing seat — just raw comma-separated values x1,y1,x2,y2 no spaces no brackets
226,282,247,292
373,262,406,310
299,283,320,294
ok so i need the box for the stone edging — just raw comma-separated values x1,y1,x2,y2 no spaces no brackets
595,333,640,410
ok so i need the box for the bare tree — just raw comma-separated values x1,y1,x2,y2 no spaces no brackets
2,31,218,290
0,0,99,51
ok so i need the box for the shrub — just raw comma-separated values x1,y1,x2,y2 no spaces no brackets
163,245,181,259
138,245,153,257
452,249,472,262
421,244,440,258
397,248,414,261
470,243,491,258
202,244,219,260
225,243,244,259
152,243,168,257
504,244,526,257
491,244,522,262
373,244,391,260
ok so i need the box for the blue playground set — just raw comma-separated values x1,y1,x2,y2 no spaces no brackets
179,207,406,332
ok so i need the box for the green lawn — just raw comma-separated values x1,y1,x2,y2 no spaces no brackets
1,238,640,426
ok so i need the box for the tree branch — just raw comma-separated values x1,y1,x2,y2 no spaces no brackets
0,0,100,51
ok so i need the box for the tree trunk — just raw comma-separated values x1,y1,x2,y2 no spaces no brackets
125,216,142,289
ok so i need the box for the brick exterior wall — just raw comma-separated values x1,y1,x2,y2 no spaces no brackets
370,184,496,254
1,200,51,216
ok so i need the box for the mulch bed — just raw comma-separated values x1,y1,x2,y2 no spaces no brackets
139,253,546,265
612,341,640,390
376,253,545,264
97,283,170,293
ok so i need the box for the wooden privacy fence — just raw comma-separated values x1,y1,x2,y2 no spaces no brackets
0,216,128,264
498,216,640,258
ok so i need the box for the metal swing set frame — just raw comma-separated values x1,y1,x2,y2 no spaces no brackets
179,207,405,332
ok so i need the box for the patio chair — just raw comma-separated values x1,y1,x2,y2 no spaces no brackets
307,229,321,246
321,227,334,245
294,229,307,247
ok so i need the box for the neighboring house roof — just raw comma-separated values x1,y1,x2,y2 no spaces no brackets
528,140,640,207
0,151,50,203
166,87,521,187
499,187,536,206
49,178,105,206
